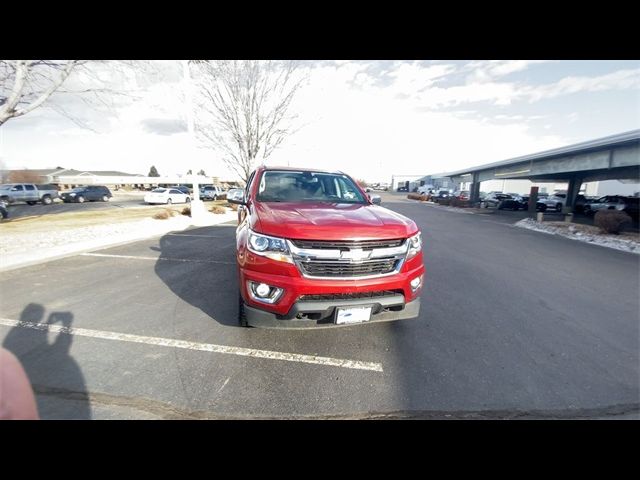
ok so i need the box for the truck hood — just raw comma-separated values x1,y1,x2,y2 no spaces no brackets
252,202,418,240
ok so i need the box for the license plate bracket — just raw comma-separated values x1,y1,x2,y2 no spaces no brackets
335,306,373,325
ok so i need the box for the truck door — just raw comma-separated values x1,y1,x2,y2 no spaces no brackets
24,184,37,201
10,185,25,203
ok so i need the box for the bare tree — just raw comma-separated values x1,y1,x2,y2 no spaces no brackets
0,60,146,129
193,61,306,183
0,61,79,126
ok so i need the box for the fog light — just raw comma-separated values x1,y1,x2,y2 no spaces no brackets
255,283,271,298
247,281,284,304
410,275,422,292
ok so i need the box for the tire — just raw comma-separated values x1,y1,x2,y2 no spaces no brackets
26,201,36,205
213,195,218,201
42,195,52,205
166,198,172,205
185,197,191,203
238,292,249,327
556,203,562,212
102,195,109,202
77,196,85,203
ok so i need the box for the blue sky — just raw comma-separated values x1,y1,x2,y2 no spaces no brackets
1,60,638,182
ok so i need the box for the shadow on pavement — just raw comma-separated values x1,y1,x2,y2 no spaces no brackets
153,225,240,327
2,303,91,419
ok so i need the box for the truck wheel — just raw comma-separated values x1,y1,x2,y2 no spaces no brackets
102,195,109,202
166,198,172,205
77,196,85,203
238,293,249,327
213,195,218,201
42,195,52,205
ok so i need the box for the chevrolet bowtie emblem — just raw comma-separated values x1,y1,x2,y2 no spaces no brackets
340,248,371,261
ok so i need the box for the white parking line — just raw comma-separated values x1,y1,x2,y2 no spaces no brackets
0,318,383,373
167,233,227,238
80,252,235,264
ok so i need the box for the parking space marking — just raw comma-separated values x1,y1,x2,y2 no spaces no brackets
0,318,383,373
80,253,235,265
167,233,228,238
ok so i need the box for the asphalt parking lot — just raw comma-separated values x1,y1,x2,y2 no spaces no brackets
4,194,145,219
1,196,638,419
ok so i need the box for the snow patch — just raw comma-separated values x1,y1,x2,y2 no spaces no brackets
515,218,639,254
0,209,237,271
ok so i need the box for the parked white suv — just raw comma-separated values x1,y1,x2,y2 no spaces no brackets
416,185,434,195
200,186,227,201
538,193,565,212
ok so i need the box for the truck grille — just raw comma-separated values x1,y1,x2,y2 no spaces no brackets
291,238,404,250
298,290,401,301
299,259,399,277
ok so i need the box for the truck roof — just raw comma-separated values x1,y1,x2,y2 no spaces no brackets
260,166,343,175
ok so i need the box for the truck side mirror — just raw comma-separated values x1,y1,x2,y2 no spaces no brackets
368,193,382,205
228,190,245,205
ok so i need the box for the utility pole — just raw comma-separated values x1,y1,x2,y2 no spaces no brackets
182,60,206,221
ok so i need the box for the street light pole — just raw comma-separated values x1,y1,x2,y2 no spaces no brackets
182,60,206,220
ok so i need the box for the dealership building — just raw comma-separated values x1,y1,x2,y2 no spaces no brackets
422,130,640,206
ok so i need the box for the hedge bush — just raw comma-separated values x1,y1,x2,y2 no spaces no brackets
407,193,428,201
152,208,178,220
450,197,471,208
210,206,226,214
594,210,632,234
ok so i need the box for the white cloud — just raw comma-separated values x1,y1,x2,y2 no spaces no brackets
523,68,640,102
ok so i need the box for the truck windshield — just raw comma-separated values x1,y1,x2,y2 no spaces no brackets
256,171,367,204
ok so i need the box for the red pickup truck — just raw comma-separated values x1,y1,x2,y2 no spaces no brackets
229,166,425,328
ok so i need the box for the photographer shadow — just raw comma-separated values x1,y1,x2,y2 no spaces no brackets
2,303,91,419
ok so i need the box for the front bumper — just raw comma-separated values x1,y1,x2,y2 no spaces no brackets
244,296,420,329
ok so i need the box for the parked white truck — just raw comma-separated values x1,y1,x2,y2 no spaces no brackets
0,183,59,205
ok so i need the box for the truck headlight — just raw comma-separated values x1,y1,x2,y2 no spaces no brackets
69,192,76,196
247,230,293,263
406,232,422,260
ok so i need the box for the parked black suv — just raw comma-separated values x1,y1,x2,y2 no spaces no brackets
60,185,112,203
0,199,8,220
519,195,548,212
